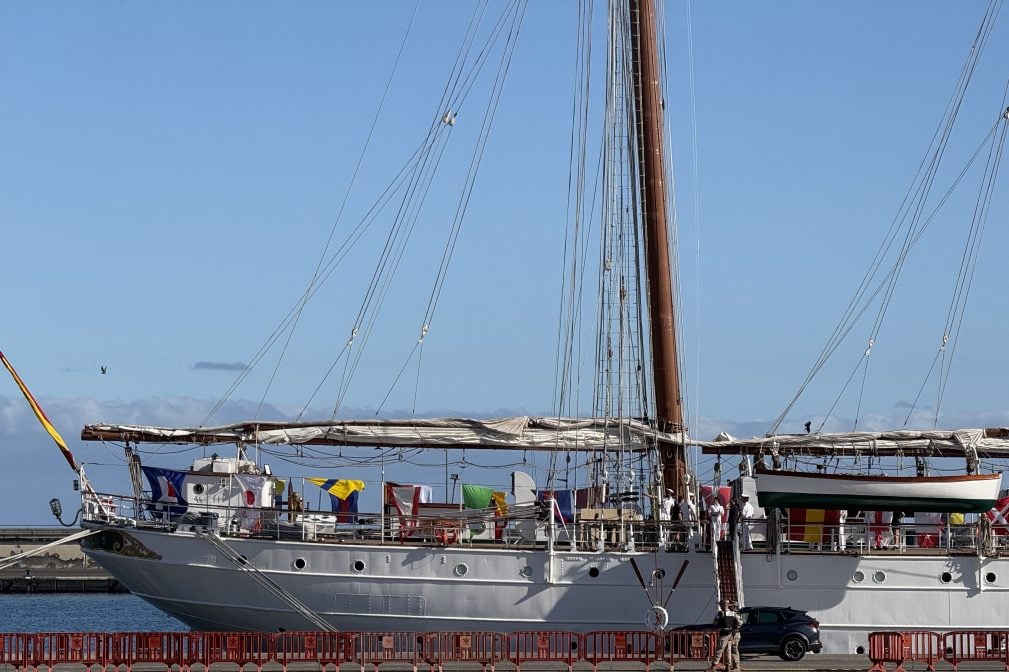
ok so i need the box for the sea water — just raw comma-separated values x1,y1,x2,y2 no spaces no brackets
0,594,186,632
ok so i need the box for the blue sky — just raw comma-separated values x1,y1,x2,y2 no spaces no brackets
2,3,1008,522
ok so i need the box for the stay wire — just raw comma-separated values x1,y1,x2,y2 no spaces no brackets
333,3,521,415
554,0,593,419
217,1,497,423
854,0,1002,421
768,1,1001,435
251,2,423,424
201,8,423,426
204,134,441,424
369,1,527,415
419,1,527,329
934,105,1009,424
772,121,1001,434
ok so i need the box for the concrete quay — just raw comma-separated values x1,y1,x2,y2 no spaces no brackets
0,526,124,593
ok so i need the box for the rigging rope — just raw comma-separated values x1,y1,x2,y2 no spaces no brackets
768,0,1004,435
204,2,527,424
932,104,1009,424
371,0,528,416
203,5,420,426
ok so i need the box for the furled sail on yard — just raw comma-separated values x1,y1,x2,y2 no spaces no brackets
697,427,1009,457
81,416,684,451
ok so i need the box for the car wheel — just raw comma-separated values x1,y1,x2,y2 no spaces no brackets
779,635,807,662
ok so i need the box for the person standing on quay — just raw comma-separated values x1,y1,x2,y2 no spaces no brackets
708,599,742,672
729,601,743,672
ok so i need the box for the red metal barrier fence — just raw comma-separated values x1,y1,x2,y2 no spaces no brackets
274,631,344,672
348,632,425,672
583,631,659,671
662,631,718,670
944,630,1009,672
868,630,1009,672
868,632,906,672
423,631,503,672
0,629,726,672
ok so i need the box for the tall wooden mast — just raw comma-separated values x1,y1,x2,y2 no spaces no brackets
628,0,687,498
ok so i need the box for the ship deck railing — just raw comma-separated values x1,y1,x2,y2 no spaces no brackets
80,491,1006,556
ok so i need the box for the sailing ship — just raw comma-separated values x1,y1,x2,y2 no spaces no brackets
17,0,1009,656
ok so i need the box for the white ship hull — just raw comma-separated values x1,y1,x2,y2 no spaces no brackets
82,524,1009,654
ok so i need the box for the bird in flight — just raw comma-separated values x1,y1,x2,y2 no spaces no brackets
100,365,107,375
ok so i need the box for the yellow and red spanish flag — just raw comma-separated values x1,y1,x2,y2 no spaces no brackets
0,350,79,473
787,508,842,543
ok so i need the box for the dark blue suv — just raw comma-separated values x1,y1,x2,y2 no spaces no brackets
738,606,822,661
677,606,823,661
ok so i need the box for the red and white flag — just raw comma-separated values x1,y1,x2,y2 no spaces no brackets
914,511,942,548
865,511,893,548
986,496,1009,535
386,483,423,539
700,485,731,521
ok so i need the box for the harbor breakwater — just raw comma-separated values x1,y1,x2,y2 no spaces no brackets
0,527,125,593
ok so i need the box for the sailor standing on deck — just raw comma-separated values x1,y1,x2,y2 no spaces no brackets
740,495,755,550
660,489,676,548
708,497,725,546
681,495,698,547
727,498,740,541
661,489,676,520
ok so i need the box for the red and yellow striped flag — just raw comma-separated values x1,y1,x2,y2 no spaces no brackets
0,350,79,473
787,508,842,543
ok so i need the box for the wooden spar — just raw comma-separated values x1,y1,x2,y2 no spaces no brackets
697,427,1009,458
79,419,668,452
629,0,687,497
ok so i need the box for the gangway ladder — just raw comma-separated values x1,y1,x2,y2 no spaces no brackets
713,539,744,607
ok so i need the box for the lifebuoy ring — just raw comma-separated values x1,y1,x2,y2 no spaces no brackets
435,523,459,545
646,605,669,631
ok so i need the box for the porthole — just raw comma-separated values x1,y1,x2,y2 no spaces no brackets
786,569,798,581
852,571,865,583
940,572,952,584
193,483,206,495
454,563,469,577
520,566,533,578
873,570,886,583
856,646,865,655
294,557,307,571
652,568,666,580
986,572,997,584
352,559,366,573
588,567,600,578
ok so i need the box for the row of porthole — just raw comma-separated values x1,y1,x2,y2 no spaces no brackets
292,559,536,579
848,569,998,585
291,558,368,573
291,559,997,587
